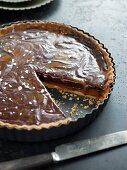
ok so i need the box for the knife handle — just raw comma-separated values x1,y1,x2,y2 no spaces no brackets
0,153,54,170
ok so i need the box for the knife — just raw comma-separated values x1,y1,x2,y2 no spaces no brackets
1,130,127,170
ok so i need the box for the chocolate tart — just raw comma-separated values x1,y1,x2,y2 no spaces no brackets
0,21,115,141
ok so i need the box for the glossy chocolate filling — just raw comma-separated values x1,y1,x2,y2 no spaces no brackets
0,29,108,125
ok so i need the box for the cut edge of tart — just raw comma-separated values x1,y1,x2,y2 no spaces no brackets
0,21,115,130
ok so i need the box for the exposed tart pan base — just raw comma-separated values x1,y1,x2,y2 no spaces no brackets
0,21,115,141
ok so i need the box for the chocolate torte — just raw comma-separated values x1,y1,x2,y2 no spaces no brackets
0,21,114,130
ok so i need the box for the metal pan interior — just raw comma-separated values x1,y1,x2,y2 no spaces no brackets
48,88,99,121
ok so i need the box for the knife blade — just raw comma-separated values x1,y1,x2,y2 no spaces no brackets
1,130,127,170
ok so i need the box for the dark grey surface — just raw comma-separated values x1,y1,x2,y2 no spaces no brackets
0,0,126,170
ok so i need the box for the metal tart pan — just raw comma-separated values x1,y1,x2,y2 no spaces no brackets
0,21,116,142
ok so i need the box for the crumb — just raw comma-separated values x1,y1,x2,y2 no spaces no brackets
69,103,78,116
89,99,95,105
62,95,67,99
83,105,89,109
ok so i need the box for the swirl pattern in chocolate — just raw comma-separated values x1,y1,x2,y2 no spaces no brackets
0,29,108,125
